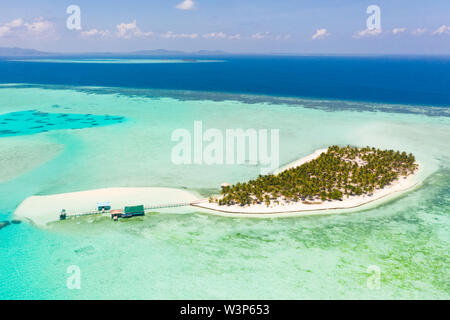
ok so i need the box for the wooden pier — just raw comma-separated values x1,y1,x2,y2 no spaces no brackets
61,201,195,220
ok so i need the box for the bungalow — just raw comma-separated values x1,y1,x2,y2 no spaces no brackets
123,205,145,218
60,209,67,220
97,201,111,211
110,209,123,221
110,205,145,221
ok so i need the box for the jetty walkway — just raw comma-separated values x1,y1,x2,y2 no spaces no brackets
64,201,196,219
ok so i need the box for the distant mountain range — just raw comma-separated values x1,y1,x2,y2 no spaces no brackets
0,47,231,57
0,47,54,56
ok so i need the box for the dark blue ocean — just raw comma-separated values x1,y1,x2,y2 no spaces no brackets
0,55,449,107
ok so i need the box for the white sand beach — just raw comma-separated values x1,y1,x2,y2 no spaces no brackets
193,149,422,216
14,187,201,226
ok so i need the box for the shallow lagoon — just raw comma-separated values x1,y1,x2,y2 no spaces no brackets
0,84,448,299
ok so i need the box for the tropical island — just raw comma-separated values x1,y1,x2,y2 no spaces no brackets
13,146,420,226
194,146,420,215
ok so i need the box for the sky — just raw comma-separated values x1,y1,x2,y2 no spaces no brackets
0,0,449,54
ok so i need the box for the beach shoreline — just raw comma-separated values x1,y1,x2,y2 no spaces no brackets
193,148,422,216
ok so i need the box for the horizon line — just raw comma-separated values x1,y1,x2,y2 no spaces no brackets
1,46,450,57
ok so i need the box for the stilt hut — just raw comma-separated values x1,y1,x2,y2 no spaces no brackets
110,209,123,221
97,201,111,211
123,205,145,218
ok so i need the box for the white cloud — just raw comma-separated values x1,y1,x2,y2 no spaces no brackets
202,32,241,40
81,28,110,38
392,28,407,35
160,31,198,39
411,28,427,36
228,34,241,40
116,20,152,39
24,18,53,35
5,18,24,28
353,28,382,38
0,26,10,37
274,34,291,40
432,25,450,35
251,32,269,39
251,32,290,40
203,32,227,39
312,28,330,40
0,17,54,38
175,0,195,10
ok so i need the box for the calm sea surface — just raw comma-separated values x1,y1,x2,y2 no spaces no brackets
1,55,450,106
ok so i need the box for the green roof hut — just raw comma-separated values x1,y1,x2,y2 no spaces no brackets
123,205,145,217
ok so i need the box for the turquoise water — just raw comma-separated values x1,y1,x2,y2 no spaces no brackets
0,84,449,299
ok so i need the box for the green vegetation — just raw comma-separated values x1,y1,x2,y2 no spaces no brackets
213,145,418,207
